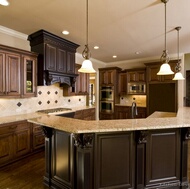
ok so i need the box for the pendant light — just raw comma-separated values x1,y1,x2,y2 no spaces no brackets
78,0,96,73
173,27,185,80
157,0,174,75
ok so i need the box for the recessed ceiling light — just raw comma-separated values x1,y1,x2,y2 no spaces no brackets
62,30,69,35
113,55,117,58
94,46,99,49
135,51,141,55
0,0,9,6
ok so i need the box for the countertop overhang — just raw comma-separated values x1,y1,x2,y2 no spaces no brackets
27,107,190,134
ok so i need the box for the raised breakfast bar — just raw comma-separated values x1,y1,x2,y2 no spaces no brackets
28,107,190,189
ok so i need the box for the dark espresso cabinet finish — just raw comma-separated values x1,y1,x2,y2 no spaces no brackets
43,127,189,189
28,30,79,86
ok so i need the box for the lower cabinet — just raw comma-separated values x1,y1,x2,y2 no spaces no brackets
74,108,95,120
115,105,147,119
0,121,44,167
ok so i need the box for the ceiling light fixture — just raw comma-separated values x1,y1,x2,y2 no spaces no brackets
78,0,96,73
0,0,9,6
173,26,185,80
94,46,99,49
113,55,117,58
62,30,69,35
157,0,174,75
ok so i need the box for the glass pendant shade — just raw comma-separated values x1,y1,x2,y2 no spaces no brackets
157,62,174,75
173,72,185,80
78,59,96,73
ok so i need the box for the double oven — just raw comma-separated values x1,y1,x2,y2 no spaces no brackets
99,86,114,113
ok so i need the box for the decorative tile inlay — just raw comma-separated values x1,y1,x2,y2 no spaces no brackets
47,100,50,104
17,102,22,107
38,91,42,95
79,99,81,101
38,101,42,105
55,100,58,103
68,99,71,102
47,91,50,95
55,91,58,95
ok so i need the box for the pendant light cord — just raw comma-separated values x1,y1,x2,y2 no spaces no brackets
164,2,167,51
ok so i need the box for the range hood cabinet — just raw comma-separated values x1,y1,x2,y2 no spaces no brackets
28,29,79,86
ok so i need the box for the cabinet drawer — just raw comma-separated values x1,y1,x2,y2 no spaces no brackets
33,125,43,133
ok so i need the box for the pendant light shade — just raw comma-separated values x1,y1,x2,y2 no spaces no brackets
78,59,96,73
78,0,96,73
172,26,185,80
173,72,185,80
157,0,174,75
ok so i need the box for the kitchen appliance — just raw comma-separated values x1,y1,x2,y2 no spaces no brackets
100,86,114,101
100,101,114,113
128,83,146,94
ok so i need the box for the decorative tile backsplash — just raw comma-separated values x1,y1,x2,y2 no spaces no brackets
0,83,86,117
120,95,146,107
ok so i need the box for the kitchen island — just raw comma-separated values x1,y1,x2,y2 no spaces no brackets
28,107,190,189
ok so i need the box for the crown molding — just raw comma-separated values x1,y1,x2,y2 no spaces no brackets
0,25,28,40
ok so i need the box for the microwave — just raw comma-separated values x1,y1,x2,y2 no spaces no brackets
100,86,114,101
128,83,146,94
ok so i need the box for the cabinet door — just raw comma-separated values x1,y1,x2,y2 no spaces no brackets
118,73,127,95
14,122,31,158
115,106,130,119
45,44,57,71
128,72,136,82
32,124,45,150
99,70,115,85
0,52,6,95
0,131,14,165
6,52,21,96
136,107,147,118
57,48,67,73
22,55,37,97
138,71,146,82
67,51,75,74
147,66,161,83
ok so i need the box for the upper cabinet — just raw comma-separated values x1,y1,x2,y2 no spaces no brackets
145,61,177,83
127,69,146,83
118,72,127,95
0,44,37,98
63,64,90,96
28,30,79,86
99,67,121,86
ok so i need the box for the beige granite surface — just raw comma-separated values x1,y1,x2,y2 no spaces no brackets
27,107,190,134
147,111,177,118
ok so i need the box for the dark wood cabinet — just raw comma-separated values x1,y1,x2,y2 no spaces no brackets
32,124,45,150
28,30,79,86
115,105,130,119
115,105,147,119
0,44,37,98
63,64,90,96
0,121,44,167
74,108,95,120
127,68,146,82
118,72,127,95
75,64,89,95
145,60,177,83
0,121,31,166
99,67,121,86
99,67,121,120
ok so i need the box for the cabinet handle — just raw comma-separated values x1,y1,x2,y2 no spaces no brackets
9,125,17,129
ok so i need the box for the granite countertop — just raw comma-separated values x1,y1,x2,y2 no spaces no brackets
0,106,95,125
28,107,190,134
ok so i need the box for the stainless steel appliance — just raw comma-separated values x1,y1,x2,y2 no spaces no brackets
100,86,114,101
100,101,114,113
128,83,146,94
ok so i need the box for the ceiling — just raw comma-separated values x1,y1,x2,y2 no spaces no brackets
1,0,190,63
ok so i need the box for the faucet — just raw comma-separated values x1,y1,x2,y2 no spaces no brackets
131,99,138,119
